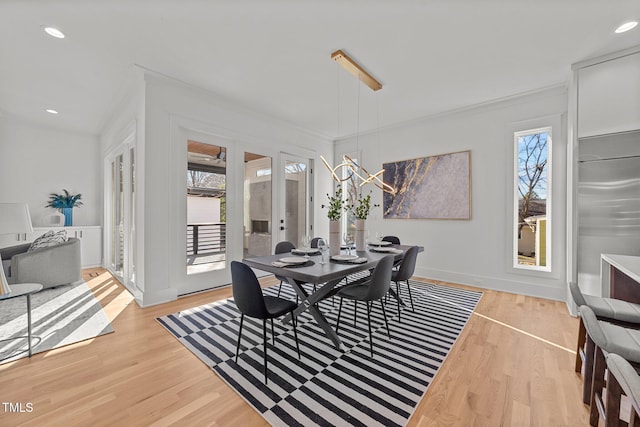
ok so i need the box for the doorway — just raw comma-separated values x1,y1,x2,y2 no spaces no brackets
279,153,312,247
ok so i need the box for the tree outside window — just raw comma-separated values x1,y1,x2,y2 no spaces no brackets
515,128,551,270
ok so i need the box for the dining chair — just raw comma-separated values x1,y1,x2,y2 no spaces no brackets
335,255,394,358
310,237,321,248
579,305,640,425
382,235,401,245
231,261,301,384
390,245,419,321
605,353,640,427
569,281,640,374
274,241,297,298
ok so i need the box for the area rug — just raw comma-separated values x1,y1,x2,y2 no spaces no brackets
158,279,482,426
0,281,114,363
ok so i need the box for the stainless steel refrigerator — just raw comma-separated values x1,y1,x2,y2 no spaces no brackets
577,130,640,297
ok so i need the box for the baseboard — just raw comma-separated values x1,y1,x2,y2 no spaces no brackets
415,266,566,301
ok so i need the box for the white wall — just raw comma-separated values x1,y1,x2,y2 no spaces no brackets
0,117,101,227
336,86,568,301
138,72,334,306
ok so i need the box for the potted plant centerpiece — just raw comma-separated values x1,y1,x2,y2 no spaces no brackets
46,189,83,226
349,191,373,251
325,187,345,256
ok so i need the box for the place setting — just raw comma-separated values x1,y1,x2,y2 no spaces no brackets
330,234,368,263
271,256,314,268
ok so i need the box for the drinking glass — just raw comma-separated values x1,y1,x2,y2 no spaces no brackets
343,233,354,256
375,231,383,244
317,238,328,264
301,235,311,258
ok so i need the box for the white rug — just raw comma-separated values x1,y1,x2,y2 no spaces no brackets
0,281,113,363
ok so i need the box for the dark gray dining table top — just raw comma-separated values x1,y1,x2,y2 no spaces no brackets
243,244,423,283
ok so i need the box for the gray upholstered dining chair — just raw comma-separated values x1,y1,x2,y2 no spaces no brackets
569,281,640,374
390,245,419,320
335,255,394,358
579,305,640,425
605,353,640,427
382,235,400,245
231,261,301,384
274,241,297,298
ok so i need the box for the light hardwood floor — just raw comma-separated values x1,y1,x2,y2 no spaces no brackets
0,269,589,426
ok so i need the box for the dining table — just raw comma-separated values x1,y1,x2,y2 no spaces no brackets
243,243,423,352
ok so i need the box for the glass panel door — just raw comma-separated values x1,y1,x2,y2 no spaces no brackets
128,146,136,284
244,152,273,258
279,154,311,247
186,140,227,275
106,141,134,289
111,154,124,276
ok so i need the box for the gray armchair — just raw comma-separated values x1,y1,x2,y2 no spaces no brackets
1,237,82,289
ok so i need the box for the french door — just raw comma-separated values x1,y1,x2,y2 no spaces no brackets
105,141,135,289
279,153,312,247
176,128,234,296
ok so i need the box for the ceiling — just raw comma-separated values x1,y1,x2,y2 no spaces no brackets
1,1,639,139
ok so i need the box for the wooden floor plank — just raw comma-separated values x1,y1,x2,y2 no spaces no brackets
0,269,589,426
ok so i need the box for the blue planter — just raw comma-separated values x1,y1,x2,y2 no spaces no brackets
62,208,73,226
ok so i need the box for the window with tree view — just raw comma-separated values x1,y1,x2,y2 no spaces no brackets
514,127,551,271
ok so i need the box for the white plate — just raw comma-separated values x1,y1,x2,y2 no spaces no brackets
279,256,308,264
292,248,319,254
369,241,392,246
371,247,395,252
331,254,359,261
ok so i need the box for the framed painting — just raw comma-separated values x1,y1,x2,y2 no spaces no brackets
382,150,471,220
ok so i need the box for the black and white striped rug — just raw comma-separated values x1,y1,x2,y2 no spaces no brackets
157,279,482,426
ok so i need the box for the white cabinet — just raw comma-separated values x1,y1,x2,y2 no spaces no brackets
29,226,103,268
578,51,640,138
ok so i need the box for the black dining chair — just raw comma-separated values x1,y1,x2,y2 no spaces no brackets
274,241,297,298
336,255,394,357
390,245,419,320
381,235,402,271
382,235,401,245
231,261,301,384
310,237,321,248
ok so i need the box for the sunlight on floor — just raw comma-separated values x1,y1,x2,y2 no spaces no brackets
86,272,135,321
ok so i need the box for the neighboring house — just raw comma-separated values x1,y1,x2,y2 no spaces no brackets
519,215,547,267
517,199,547,266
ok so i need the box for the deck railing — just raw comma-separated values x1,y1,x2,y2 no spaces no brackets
187,223,226,255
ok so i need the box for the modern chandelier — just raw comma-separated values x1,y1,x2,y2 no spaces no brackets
321,50,396,195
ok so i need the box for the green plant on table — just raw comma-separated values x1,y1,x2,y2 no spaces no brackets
325,186,345,221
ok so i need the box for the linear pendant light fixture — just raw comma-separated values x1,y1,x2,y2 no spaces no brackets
331,50,382,92
322,50,396,195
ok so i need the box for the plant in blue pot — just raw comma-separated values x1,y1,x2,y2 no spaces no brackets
46,189,83,226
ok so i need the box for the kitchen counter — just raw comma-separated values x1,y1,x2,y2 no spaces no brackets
601,254,640,304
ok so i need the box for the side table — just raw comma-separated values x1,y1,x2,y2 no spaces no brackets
0,283,43,360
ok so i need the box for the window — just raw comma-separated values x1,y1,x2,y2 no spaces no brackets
342,156,359,239
514,127,551,271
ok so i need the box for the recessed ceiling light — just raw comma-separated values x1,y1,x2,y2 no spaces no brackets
45,109,59,115
615,21,638,33
44,27,65,38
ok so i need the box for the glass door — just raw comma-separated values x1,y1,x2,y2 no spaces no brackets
244,152,273,258
106,137,135,290
175,128,234,296
110,154,124,277
279,153,312,247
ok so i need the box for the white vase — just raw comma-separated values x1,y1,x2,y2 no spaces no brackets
329,220,340,256
355,219,366,251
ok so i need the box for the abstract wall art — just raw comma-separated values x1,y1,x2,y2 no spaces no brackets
383,150,471,220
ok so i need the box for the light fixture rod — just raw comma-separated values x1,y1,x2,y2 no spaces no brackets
331,50,382,92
